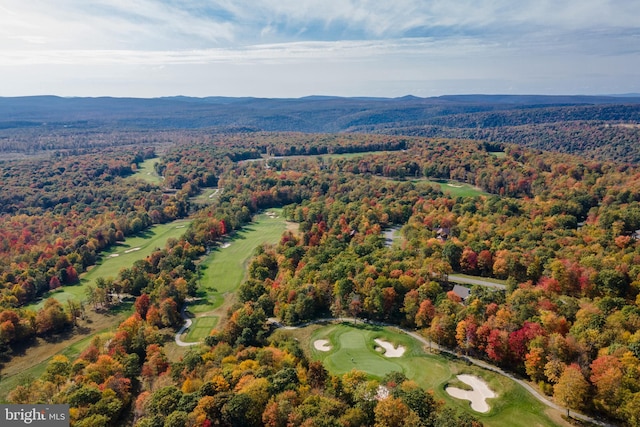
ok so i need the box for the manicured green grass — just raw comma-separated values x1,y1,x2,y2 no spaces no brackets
420,179,486,198
379,176,486,198
265,151,396,161
132,158,164,184
29,220,191,310
191,187,222,206
307,323,560,427
189,210,287,314
0,360,48,403
489,151,507,158
184,317,218,342
313,324,410,379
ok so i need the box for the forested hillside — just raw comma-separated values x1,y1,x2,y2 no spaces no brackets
1,95,640,163
2,131,640,426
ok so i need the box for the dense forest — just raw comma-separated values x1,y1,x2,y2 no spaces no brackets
2,128,640,426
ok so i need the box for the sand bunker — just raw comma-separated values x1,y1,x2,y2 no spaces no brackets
314,339,332,352
108,253,120,258
220,242,231,249
374,339,406,357
124,247,141,253
445,374,496,413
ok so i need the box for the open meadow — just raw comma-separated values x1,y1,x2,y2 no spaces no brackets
417,178,487,198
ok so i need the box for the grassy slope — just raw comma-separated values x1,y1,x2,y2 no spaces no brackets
303,323,562,427
185,316,218,342
449,273,508,286
376,176,486,198
416,179,487,198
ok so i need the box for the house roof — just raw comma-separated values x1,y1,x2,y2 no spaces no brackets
452,284,471,300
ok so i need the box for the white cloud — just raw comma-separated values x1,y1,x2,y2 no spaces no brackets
0,0,638,97
2,1,639,50
0,37,502,67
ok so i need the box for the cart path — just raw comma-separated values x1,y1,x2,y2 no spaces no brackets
448,274,507,290
175,305,200,347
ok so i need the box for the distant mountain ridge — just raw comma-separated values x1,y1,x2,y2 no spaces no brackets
1,94,639,129
1,94,640,163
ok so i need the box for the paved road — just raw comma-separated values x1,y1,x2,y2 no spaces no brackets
272,316,614,427
175,305,200,347
448,274,507,290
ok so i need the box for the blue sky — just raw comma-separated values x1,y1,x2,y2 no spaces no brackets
1,0,639,98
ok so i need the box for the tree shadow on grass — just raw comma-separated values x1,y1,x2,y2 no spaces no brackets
9,337,37,357
133,229,156,239
229,230,250,240
103,301,133,316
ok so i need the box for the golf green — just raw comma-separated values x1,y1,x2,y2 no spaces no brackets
185,316,218,342
308,323,562,427
313,324,409,379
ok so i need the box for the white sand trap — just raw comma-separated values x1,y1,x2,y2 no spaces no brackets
124,247,141,253
314,339,332,352
445,374,496,413
374,339,406,357
220,242,231,249
176,225,185,229
108,253,120,258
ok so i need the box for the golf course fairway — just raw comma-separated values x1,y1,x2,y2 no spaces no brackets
29,219,192,310
182,209,289,342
